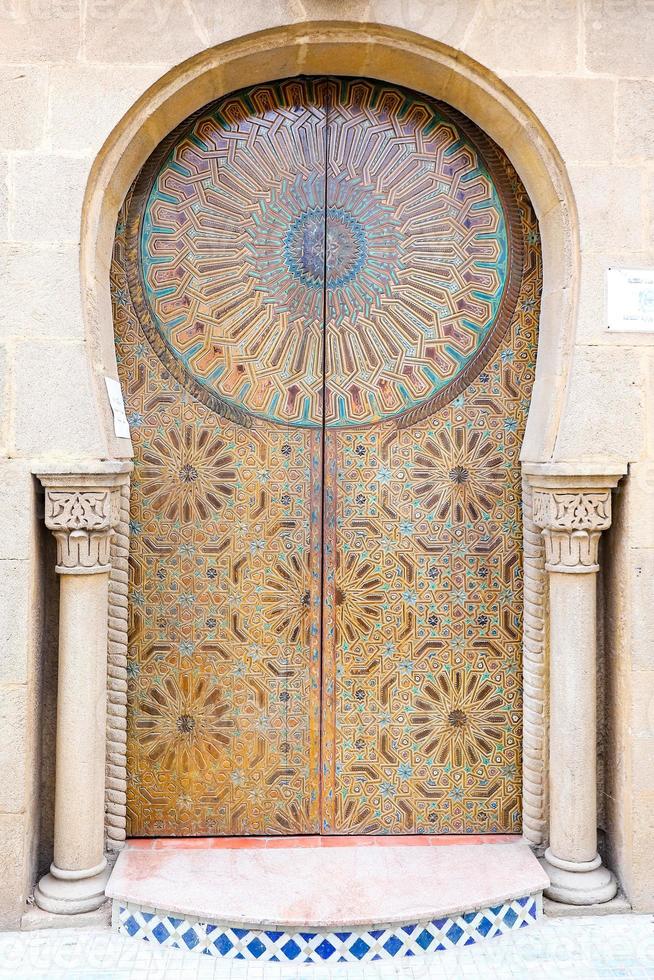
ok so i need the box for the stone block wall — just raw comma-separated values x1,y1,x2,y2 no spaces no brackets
0,0,653,925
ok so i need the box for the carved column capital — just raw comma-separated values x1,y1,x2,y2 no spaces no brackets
44,489,117,573
532,489,611,572
35,466,131,575
524,464,626,574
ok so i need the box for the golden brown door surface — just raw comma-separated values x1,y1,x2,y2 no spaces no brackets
112,77,540,837
319,81,540,833
114,79,329,836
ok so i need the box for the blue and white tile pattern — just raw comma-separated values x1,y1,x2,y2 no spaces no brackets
113,893,541,963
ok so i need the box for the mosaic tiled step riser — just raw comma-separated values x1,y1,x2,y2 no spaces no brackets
113,894,541,963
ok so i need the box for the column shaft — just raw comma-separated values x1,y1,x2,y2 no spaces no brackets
548,570,598,864
53,572,109,874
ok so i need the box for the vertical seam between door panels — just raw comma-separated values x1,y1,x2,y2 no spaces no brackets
318,80,332,833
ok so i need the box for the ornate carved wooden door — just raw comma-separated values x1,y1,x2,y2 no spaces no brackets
113,77,540,837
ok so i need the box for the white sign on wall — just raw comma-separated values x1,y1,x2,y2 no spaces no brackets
607,267,654,333
104,376,130,439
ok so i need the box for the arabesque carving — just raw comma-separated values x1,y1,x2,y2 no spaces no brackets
45,489,118,572
532,490,612,572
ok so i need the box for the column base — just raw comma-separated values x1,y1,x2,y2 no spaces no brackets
541,849,617,906
34,864,110,915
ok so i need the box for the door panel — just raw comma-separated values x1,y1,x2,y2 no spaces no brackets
320,80,539,834
115,79,328,836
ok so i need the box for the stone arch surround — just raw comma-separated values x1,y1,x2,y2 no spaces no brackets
78,22,580,855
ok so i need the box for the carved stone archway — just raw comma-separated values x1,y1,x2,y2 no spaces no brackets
79,25,580,854
35,22,622,914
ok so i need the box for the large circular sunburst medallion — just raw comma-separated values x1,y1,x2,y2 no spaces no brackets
126,77,521,427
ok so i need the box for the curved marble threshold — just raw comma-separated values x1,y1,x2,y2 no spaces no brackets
107,838,547,962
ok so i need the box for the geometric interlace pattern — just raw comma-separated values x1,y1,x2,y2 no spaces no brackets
112,76,541,837
136,77,511,428
115,894,541,962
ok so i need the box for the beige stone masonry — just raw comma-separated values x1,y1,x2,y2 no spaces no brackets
0,0,652,925
84,2,207,65
0,685,28,812
0,246,84,340
465,0,579,72
554,347,645,462
48,66,168,157
505,78,615,166
13,342,107,458
0,558,31,686
0,154,7,240
0,813,28,927
570,166,644,255
616,81,654,163
10,155,90,245
584,1,654,76
0,461,33,561
647,174,654,248
0,67,48,151
0,4,80,62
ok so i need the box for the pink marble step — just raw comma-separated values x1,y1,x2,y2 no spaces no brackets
106,838,547,929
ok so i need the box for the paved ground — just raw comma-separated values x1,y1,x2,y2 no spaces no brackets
1,914,654,979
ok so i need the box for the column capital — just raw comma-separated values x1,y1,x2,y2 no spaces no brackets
523,464,626,574
35,466,131,575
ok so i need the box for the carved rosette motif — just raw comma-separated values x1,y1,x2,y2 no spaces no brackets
45,489,119,573
532,490,612,573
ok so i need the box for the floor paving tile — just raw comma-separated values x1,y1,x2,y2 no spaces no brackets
1,913,654,979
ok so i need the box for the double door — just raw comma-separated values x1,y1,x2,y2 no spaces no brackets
117,77,536,837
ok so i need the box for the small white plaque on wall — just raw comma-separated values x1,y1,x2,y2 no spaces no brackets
607,267,654,332
105,376,131,439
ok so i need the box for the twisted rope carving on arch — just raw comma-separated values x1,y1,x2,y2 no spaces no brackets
106,481,130,851
521,477,548,847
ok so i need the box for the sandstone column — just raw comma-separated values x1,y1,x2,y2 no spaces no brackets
525,464,625,905
34,468,126,914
